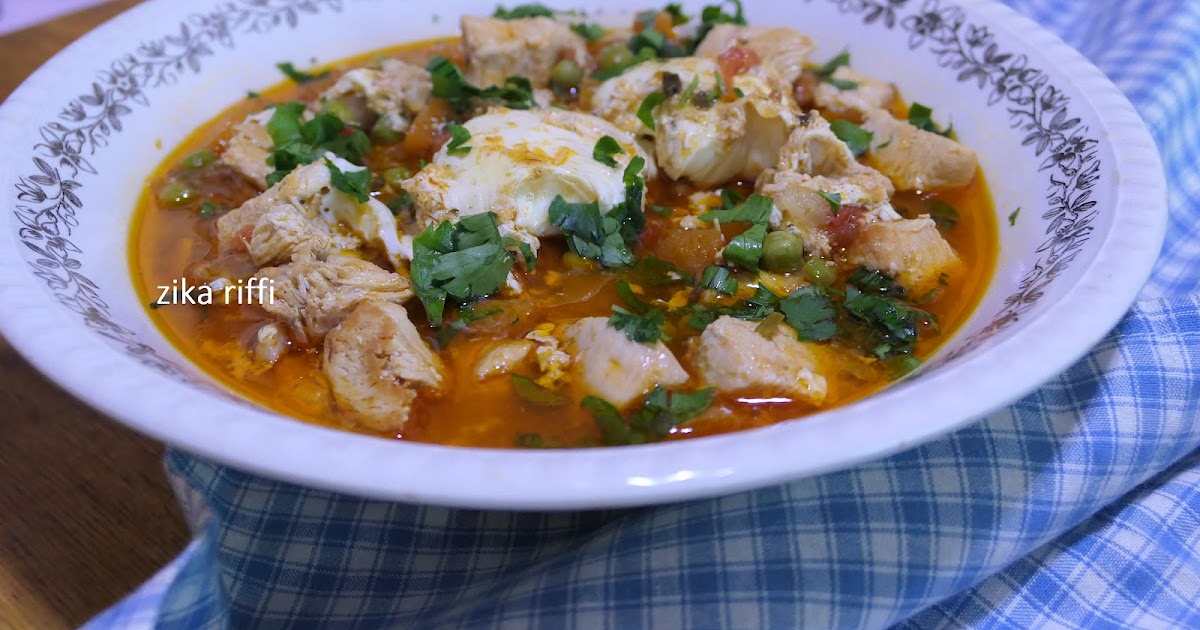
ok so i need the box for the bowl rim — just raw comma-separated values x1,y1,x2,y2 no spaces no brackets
0,0,1166,509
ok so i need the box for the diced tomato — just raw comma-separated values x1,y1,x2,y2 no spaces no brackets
827,204,867,250
645,224,727,276
403,99,454,158
717,45,761,94
653,11,676,37
793,71,819,109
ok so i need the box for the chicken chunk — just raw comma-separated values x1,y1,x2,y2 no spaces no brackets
403,108,652,251
318,59,432,134
561,317,689,408
694,24,815,84
760,170,898,256
690,316,827,405
861,108,978,190
758,114,899,254
255,255,412,347
220,109,275,189
461,15,588,89
217,157,406,268
323,300,445,433
812,68,897,119
591,58,799,186
474,340,534,380
245,204,332,266
845,215,960,293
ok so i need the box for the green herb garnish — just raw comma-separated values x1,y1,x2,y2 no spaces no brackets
779,285,837,341
511,374,571,406
324,158,371,203
445,124,472,155
817,190,842,214
593,135,626,167
492,3,554,19
812,50,858,90
637,91,666,130
584,385,715,446
927,200,960,230
700,265,739,295
276,62,330,84
410,212,520,326
427,56,536,112
830,119,874,157
264,102,370,186
908,102,954,137
570,22,606,41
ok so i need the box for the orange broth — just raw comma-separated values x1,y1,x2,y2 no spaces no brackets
131,37,998,448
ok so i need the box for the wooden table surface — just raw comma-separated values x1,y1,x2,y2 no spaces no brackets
0,2,191,628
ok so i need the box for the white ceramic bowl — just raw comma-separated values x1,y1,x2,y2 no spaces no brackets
0,0,1164,509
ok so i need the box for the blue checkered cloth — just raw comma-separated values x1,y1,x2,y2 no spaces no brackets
84,0,1200,627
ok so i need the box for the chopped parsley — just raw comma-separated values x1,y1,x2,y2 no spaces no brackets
722,223,767,272
927,200,960,230
611,156,649,246
699,192,771,224
433,304,503,348
264,102,370,186
713,70,727,100
830,119,874,157
908,102,954,137
778,286,837,341
492,3,554,19
627,256,695,287
609,306,669,344
813,50,858,90
694,0,747,47
847,267,907,298
445,124,472,155
570,22,606,41
324,158,371,203
385,191,414,215
511,374,570,406
637,91,666,130
584,385,715,446
276,61,330,84
719,187,745,209
410,212,520,326
593,135,626,168
817,190,842,214
681,74,701,102
426,56,536,112
198,201,228,218
843,286,931,358
548,197,636,268
700,265,739,295
1008,207,1021,226
698,193,772,272
548,158,646,268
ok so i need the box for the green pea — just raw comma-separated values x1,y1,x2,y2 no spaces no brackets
321,99,360,125
760,231,805,273
803,258,837,286
382,166,413,190
179,149,216,169
370,115,404,145
157,181,194,207
597,44,633,72
551,59,583,89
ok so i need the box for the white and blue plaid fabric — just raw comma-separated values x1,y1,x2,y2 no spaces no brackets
85,0,1200,627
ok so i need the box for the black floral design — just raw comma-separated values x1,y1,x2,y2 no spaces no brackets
11,0,1102,375
824,0,1103,363
11,0,345,375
